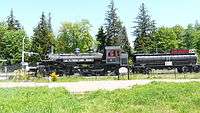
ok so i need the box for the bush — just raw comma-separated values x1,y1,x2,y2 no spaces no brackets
50,72,58,82
12,69,30,81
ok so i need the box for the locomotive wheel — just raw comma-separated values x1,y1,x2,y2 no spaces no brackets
182,66,189,73
69,69,74,75
115,70,120,76
193,66,200,73
144,67,150,74
177,67,183,73
99,69,106,76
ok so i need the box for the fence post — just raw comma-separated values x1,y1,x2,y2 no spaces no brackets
128,65,130,80
4,66,7,79
174,68,176,79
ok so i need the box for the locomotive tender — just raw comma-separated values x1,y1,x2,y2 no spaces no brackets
38,46,128,76
132,49,200,74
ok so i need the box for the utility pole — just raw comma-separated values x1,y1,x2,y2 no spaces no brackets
21,36,25,69
21,36,39,70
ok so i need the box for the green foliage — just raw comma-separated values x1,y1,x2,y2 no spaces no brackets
0,22,30,64
172,25,184,48
133,3,156,53
182,24,195,49
56,20,94,53
153,27,179,52
105,0,122,46
120,26,132,56
6,9,22,30
193,31,200,55
31,12,54,61
96,26,106,53
104,0,132,54
1,82,200,113
0,12,30,65
0,22,8,59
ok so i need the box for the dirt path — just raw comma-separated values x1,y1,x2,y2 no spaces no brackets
0,79,200,93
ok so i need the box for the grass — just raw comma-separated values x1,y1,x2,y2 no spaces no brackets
1,72,200,83
25,72,200,82
0,82,200,113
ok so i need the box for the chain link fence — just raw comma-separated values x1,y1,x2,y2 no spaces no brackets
0,64,22,80
0,64,22,73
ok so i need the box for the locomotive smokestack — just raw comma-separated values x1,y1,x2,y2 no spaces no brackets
75,48,80,55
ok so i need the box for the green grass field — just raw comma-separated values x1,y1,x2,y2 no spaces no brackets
24,73,200,82
0,82,200,113
1,72,200,83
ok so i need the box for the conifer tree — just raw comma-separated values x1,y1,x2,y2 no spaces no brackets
96,26,106,53
31,12,54,61
121,26,132,56
7,9,22,30
105,0,122,46
133,3,156,53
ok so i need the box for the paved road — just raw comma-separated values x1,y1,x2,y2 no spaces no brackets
0,79,200,93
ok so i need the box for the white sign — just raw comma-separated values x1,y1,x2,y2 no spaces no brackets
119,67,128,74
165,61,173,66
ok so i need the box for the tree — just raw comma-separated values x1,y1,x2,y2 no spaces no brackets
133,3,156,53
154,27,178,52
96,26,106,53
120,26,132,56
31,12,54,61
105,0,122,46
6,9,22,30
47,12,53,33
172,25,184,48
0,22,8,59
56,20,94,53
0,22,30,64
47,12,55,52
182,24,195,49
193,31,200,55
0,31,30,64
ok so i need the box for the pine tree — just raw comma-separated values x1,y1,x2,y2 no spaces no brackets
133,3,156,53
48,12,53,32
96,26,106,53
31,12,54,61
7,9,22,30
105,0,122,46
120,26,132,56
47,12,55,53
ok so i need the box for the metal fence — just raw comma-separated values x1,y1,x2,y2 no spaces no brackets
0,64,22,73
0,64,22,80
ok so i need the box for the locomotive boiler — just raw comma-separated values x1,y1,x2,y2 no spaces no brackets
37,46,128,76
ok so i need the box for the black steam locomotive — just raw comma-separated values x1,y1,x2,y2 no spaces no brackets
132,49,200,74
37,46,128,76
37,46,200,76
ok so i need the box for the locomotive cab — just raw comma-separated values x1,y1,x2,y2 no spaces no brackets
105,46,128,66
104,46,129,75
105,46,121,64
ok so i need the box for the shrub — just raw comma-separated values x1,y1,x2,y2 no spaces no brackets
50,72,58,82
12,69,30,81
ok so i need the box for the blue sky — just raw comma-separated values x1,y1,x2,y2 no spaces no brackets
1,0,200,45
